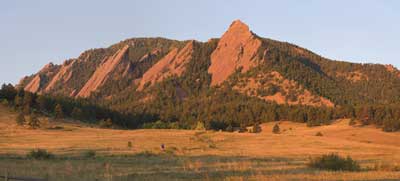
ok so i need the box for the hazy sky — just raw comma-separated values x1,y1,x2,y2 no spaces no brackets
1,0,399,84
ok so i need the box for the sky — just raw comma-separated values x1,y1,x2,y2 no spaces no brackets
1,0,399,85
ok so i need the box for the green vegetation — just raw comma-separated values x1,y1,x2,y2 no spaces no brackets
82,150,96,159
15,112,25,126
308,153,360,171
26,149,54,160
273,123,280,134
27,114,40,129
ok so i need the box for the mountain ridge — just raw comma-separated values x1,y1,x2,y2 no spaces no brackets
19,20,400,108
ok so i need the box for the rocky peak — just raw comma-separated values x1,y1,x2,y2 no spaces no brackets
208,20,262,85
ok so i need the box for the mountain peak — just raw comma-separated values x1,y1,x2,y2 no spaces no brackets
229,19,250,31
208,20,262,85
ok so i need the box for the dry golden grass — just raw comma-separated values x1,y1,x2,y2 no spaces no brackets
1,105,400,180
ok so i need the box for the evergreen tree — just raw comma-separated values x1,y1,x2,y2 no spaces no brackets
71,107,83,120
15,112,26,126
27,114,40,129
272,123,280,134
54,104,64,120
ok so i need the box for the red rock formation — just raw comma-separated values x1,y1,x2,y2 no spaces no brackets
137,41,194,90
44,60,76,92
24,75,41,93
208,20,262,86
76,45,129,98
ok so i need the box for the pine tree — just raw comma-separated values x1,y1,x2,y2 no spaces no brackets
54,104,64,120
272,123,280,134
252,123,262,133
195,121,206,130
15,112,26,126
71,107,83,120
27,114,40,129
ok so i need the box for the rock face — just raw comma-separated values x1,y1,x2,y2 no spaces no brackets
24,75,42,93
23,63,59,93
44,60,76,92
137,41,194,90
208,20,262,86
76,45,129,98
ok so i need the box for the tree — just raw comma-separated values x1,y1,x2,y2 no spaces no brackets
27,114,40,129
272,123,280,134
252,123,262,133
195,121,206,130
0,84,17,101
71,107,83,120
36,95,49,112
15,112,26,126
54,104,64,120
99,118,113,128
14,95,23,108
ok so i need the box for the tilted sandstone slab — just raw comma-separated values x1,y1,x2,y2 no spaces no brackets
76,45,129,98
137,41,194,90
208,20,262,86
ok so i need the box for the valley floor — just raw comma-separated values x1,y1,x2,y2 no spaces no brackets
1,105,400,180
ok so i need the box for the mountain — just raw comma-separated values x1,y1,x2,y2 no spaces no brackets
17,20,400,129
20,20,400,105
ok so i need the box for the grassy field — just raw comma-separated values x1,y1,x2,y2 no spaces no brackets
1,105,400,180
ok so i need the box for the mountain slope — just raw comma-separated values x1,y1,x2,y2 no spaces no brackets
20,20,400,110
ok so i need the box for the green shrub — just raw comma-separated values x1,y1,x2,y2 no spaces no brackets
315,132,323,136
99,118,113,128
272,123,280,134
27,149,54,160
134,151,158,158
83,150,96,158
308,153,360,171
27,114,40,129
15,112,26,126
349,119,357,126
127,141,132,148
195,121,206,131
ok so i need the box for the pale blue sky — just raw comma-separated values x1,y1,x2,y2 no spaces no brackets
1,0,399,84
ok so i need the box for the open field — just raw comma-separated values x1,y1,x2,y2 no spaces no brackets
1,105,400,180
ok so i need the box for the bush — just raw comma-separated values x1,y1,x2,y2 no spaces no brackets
27,149,54,160
195,121,206,131
272,123,280,134
128,141,132,148
99,118,113,128
134,151,158,158
225,125,234,132
15,112,26,126
349,119,356,126
308,153,360,171
315,132,323,136
1,99,9,106
82,150,96,158
251,123,262,133
27,114,40,129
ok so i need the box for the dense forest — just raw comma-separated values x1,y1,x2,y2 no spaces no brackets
2,83,400,132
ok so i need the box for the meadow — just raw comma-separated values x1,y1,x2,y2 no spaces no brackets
1,105,400,180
